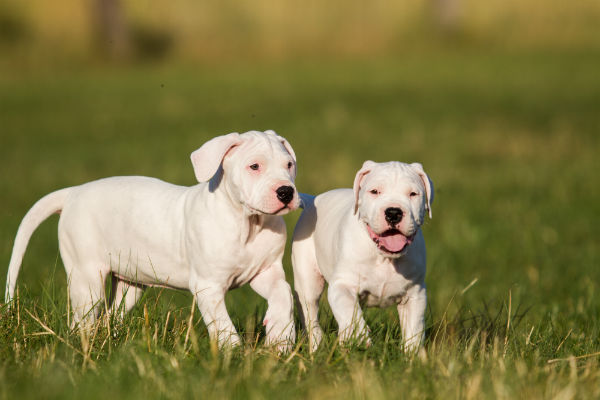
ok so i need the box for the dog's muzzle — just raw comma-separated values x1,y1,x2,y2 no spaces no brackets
366,224,415,254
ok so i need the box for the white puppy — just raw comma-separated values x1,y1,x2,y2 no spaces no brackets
292,160,433,352
5,130,299,352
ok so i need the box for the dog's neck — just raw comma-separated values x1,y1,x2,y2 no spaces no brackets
242,214,264,244
199,178,266,245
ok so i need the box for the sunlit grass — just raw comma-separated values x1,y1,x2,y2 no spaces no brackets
1,283,599,399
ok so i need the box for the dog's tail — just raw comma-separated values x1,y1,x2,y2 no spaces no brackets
5,188,71,303
298,193,315,210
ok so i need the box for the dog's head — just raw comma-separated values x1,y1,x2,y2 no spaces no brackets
190,130,299,216
353,160,433,258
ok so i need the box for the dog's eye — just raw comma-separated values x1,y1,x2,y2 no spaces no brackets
249,163,260,171
287,161,293,169
410,192,418,197
369,189,379,195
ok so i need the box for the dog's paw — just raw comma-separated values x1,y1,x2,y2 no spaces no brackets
402,334,424,354
266,336,295,355
264,318,296,354
338,324,371,348
216,331,242,348
307,326,324,353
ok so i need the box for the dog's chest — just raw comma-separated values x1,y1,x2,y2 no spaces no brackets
227,229,282,289
228,250,269,288
357,263,413,308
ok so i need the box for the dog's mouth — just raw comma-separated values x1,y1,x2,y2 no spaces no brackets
247,204,291,216
366,224,415,254
273,205,291,215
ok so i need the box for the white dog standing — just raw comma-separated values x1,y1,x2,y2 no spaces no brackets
5,130,299,351
292,160,433,352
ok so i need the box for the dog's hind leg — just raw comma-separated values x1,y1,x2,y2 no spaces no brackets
61,245,109,329
292,238,325,353
108,276,145,318
66,266,108,330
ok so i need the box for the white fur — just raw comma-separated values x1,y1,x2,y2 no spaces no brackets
5,130,299,352
292,161,433,352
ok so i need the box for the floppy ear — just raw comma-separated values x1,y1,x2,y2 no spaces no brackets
190,133,242,182
411,163,434,218
265,129,296,162
353,160,376,214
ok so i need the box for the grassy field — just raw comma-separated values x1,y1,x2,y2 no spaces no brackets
1,49,599,398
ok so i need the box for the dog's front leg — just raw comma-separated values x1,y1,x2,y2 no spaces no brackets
397,283,427,353
192,281,241,348
250,262,295,353
328,281,371,346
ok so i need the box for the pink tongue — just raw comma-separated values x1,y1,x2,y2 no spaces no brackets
379,233,408,252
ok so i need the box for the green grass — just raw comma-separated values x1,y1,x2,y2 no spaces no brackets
1,49,599,398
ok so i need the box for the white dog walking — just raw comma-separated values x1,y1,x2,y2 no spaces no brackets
292,160,433,352
5,130,299,352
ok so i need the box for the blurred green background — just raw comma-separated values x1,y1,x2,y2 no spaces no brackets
0,1,599,397
1,0,600,66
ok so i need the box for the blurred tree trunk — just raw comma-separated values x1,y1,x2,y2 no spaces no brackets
433,0,461,31
91,0,130,60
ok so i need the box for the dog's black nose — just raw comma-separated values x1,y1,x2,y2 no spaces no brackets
276,186,295,205
385,207,403,225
